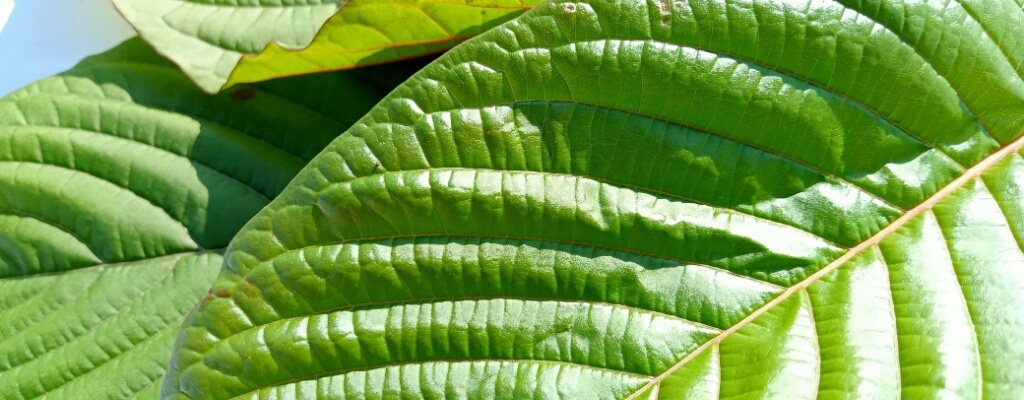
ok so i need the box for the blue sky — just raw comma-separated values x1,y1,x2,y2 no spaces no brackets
0,0,134,96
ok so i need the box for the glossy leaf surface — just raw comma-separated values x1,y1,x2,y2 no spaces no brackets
0,39,423,399
113,0,538,93
165,0,1024,398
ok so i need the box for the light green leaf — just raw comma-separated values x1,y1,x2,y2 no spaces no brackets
164,0,1024,398
0,38,424,399
113,0,540,93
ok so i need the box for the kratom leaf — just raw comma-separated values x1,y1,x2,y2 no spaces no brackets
113,0,539,94
0,38,424,399
164,0,1024,398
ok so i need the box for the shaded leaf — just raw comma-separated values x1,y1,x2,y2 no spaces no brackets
0,38,424,399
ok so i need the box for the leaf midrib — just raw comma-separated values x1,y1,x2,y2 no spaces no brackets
624,133,1024,399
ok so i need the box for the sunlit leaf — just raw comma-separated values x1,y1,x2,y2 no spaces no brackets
164,0,1024,398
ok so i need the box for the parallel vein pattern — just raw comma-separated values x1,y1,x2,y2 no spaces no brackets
0,39,424,399
165,0,1024,399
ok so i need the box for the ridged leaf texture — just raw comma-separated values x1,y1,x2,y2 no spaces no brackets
165,0,1024,398
0,39,423,399
113,0,540,93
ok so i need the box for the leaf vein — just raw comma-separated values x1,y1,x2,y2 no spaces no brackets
622,132,1024,400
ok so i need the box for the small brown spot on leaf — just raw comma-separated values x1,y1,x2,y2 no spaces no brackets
563,3,577,13
656,0,672,25
230,88,256,101
215,289,231,297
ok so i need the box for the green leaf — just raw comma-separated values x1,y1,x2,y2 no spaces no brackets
113,0,540,93
164,0,1024,398
0,38,424,399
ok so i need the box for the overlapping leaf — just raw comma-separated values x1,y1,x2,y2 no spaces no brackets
113,0,540,93
163,0,1024,398
0,38,424,399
